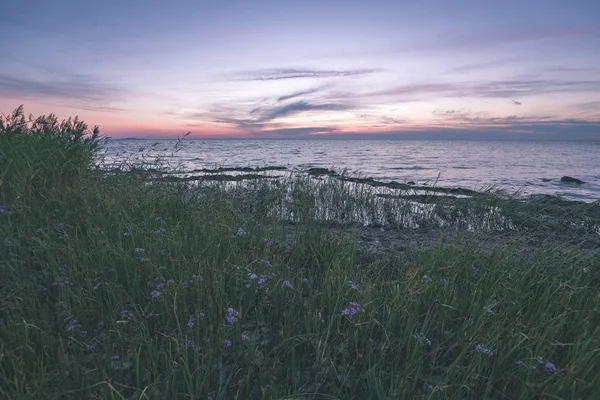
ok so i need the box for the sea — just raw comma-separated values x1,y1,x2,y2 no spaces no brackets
101,139,600,203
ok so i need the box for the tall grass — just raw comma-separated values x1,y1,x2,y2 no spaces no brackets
1,108,599,399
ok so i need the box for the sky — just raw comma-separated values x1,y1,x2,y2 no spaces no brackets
1,0,599,140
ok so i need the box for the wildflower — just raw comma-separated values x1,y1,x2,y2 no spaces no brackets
348,280,360,292
303,278,309,284
81,330,87,336
54,223,64,229
41,287,47,294
475,344,495,357
241,333,249,342
155,227,166,234
423,274,433,283
199,312,205,317
135,248,145,253
207,392,216,400
236,228,246,237
167,279,175,284
111,355,120,360
544,361,558,374
257,276,267,289
259,259,273,268
123,232,131,237
120,310,135,320
248,273,258,280
151,289,161,299
84,343,95,351
342,302,365,319
188,316,194,328
65,320,81,332
281,280,293,289
187,339,195,347
225,308,241,325
224,339,232,348
155,217,162,222
412,333,432,346
245,283,251,289
484,306,495,314
472,264,479,279
98,321,105,328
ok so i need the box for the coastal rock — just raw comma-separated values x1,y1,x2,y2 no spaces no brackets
560,176,584,184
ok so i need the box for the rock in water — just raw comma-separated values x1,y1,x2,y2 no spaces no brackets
560,176,584,184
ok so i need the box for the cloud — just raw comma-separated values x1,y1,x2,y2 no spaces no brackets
235,68,381,81
253,101,353,122
411,27,600,54
511,100,522,105
367,78,600,100
260,126,337,136
277,86,328,102
0,73,123,112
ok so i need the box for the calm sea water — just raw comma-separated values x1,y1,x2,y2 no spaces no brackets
101,139,600,202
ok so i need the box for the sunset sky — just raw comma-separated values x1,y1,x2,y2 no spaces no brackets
1,0,599,139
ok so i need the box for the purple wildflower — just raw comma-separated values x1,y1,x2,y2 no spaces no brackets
545,361,557,374
167,279,175,284
135,248,145,253
257,276,267,289
155,227,166,234
241,332,249,342
475,344,495,357
348,280,360,292
236,228,246,237
120,310,135,320
342,302,365,319
188,316,194,328
123,232,131,236
111,354,120,360
245,283,251,289
412,332,432,345
248,273,258,280
484,306,495,314
151,289,161,299
281,280,293,289
65,320,81,332
423,274,433,283
303,278,309,284
84,343,95,351
224,339,232,348
98,321,105,328
225,308,241,325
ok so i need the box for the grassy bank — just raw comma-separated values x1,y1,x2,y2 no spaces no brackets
1,108,599,399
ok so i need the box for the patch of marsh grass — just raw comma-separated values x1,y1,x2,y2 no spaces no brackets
1,107,599,399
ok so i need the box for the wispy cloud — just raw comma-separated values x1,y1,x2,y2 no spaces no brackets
261,126,337,136
252,101,353,122
412,27,600,53
0,73,123,112
277,86,328,102
367,78,600,100
235,67,381,81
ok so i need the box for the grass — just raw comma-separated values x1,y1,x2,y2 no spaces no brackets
1,107,599,399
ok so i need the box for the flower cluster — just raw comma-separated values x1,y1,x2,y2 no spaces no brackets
281,280,293,289
348,280,360,292
412,332,432,346
225,308,241,325
342,302,365,319
120,309,135,321
475,344,495,357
